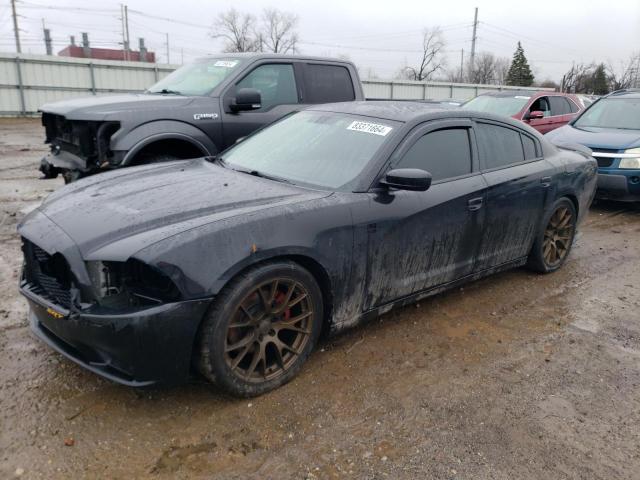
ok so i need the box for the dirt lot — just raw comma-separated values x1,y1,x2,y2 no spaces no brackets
1,118,639,479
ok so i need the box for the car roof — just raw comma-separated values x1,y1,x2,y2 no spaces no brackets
476,90,574,99
606,89,640,99
308,101,536,132
194,52,354,64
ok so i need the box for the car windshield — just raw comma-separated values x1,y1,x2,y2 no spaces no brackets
463,95,530,116
573,97,640,130
147,58,242,96
221,111,399,190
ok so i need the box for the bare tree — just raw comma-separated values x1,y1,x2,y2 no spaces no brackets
212,8,259,52
608,52,640,90
467,52,497,84
399,28,445,81
494,57,511,85
259,8,299,54
561,63,593,93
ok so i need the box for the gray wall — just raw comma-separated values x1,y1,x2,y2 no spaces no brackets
0,52,551,117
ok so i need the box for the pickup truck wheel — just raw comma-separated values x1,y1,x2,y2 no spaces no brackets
62,169,84,184
527,198,577,273
197,261,323,397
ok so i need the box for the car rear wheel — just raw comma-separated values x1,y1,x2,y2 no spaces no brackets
527,198,577,273
196,261,323,397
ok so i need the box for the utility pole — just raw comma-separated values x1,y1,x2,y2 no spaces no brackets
11,0,21,53
120,4,126,56
459,48,464,82
470,7,478,71
124,5,131,61
165,33,170,64
43,28,52,55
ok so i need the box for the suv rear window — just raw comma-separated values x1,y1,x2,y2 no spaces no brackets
304,64,355,103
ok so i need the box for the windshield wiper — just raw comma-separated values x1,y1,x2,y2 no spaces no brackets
232,167,294,185
148,88,182,95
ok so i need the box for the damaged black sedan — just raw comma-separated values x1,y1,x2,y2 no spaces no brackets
19,102,597,397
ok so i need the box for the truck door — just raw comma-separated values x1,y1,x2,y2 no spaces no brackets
220,62,303,149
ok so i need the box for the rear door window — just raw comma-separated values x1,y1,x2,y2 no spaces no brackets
549,96,572,116
236,63,298,110
476,123,525,170
396,128,472,182
567,98,579,113
303,64,355,103
521,134,538,160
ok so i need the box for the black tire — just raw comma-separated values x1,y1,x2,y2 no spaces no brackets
62,169,84,184
39,159,59,179
527,197,577,273
196,260,323,397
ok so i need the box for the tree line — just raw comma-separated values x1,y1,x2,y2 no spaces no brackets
212,7,640,93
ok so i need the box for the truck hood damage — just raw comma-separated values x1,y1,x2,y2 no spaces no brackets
28,158,329,260
39,94,200,121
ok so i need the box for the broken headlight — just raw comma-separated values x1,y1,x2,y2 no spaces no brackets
86,259,181,308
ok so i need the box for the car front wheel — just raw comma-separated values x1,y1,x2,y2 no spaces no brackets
527,197,577,273
196,261,323,397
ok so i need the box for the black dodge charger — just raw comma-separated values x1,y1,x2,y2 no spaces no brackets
18,102,597,396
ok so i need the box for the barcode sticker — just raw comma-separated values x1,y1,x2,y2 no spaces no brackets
214,60,239,68
347,121,393,136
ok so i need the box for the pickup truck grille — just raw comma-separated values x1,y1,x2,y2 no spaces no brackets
22,239,73,309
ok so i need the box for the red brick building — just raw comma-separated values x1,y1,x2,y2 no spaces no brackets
58,45,155,63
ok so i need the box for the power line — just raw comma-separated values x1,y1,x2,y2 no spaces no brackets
480,21,580,54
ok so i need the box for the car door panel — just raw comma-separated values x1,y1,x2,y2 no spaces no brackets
473,121,551,270
352,120,487,310
475,160,551,269
360,174,488,309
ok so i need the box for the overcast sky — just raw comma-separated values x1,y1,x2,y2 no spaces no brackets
1,0,638,83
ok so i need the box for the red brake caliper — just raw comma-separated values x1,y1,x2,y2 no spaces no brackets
274,291,291,321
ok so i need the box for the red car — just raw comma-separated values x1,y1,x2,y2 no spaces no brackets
462,91,584,134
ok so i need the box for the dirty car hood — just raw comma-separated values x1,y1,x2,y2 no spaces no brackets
31,159,329,259
39,94,198,121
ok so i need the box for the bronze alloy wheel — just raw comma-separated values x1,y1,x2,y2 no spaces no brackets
224,278,314,382
542,206,574,267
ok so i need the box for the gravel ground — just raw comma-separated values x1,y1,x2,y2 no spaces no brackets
1,118,639,479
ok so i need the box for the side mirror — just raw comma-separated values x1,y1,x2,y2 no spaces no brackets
230,88,261,112
525,110,545,120
380,168,432,192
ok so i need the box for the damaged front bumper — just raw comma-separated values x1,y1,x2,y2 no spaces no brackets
21,282,211,386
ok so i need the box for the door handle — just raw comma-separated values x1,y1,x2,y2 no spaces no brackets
467,197,483,211
540,176,552,187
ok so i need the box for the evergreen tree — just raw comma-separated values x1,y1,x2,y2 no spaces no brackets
506,42,534,86
591,63,609,95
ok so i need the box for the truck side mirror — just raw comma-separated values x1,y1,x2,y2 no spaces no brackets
230,88,262,112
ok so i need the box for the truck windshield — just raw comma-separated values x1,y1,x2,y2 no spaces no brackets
463,95,530,116
147,58,242,96
221,111,400,191
573,98,640,130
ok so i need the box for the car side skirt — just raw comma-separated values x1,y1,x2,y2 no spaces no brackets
348,256,528,330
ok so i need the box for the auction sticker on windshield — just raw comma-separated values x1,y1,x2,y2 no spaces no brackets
347,121,393,136
214,60,239,68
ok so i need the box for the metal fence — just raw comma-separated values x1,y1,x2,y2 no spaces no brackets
0,52,552,117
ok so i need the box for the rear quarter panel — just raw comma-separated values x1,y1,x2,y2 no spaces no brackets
544,145,597,223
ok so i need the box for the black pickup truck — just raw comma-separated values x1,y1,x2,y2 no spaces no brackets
39,53,364,182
